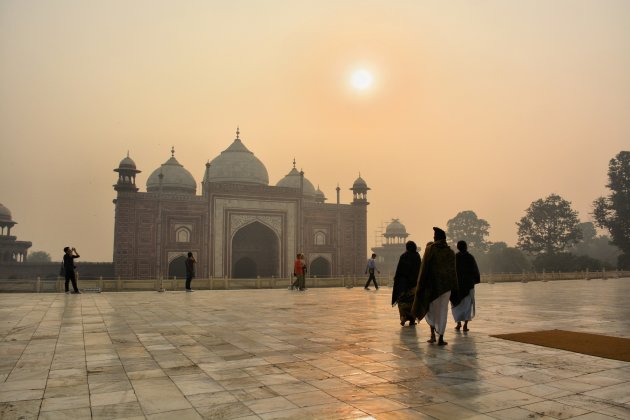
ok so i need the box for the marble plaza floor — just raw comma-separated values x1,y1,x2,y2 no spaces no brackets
0,278,628,420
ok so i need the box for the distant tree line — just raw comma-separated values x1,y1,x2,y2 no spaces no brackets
445,151,629,272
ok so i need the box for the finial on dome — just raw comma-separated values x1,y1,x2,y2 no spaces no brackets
171,146,175,157
292,158,296,168
236,126,240,140
127,150,129,158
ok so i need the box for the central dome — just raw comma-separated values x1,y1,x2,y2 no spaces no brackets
205,129,269,185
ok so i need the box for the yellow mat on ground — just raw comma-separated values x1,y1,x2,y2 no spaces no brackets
491,329,630,362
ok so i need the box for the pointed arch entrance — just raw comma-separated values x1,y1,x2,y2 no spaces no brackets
231,221,279,278
168,255,187,279
310,256,331,277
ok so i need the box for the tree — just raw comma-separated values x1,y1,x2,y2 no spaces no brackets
476,242,532,273
446,210,490,251
533,252,611,271
28,251,51,263
516,194,582,254
593,151,630,268
569,222,621,267
577,222,597,242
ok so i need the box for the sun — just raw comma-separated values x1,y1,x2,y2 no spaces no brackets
350,69,374,90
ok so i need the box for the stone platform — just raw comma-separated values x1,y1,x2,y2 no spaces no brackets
0,278,628,419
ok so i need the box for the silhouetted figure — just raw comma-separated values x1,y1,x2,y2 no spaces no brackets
63,247,81,294
392,241,421,326
411,227,458,345
451,241,480,332
364,253,380,290
185,252,196,292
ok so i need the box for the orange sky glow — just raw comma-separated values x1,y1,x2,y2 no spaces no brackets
1,1,629,261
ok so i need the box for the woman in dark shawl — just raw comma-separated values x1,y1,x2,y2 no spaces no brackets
392,241,421,326
450,240,480,332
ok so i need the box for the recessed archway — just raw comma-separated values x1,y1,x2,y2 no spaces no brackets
231,221,279,278
310,256,331,277
168,255,187,279
233,256,257,279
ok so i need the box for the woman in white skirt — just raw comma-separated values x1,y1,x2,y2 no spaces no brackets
450,241,480,332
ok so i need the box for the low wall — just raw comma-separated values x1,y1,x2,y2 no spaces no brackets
0,275,387,293
0,270,627,293
0,262,114,279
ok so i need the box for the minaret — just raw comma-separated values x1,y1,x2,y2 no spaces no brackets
350,174,370,274
113,152,141,192
350,173,370,205
202,160,211,196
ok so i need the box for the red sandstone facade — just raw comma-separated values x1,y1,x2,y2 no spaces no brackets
112,132,369,280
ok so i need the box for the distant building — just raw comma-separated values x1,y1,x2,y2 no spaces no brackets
112,129,370,279
371,218,413,276
0,203,32,263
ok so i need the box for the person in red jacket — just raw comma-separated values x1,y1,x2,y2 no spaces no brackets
291,253,306,291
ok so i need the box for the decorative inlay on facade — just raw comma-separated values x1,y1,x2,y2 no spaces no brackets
212,198,298,277
230,214,282,238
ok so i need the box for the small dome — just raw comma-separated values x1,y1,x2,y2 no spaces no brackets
118,155,137,170
385,219,407,237
0,203,12,223
205,129,269,185
146,151,196,194
276,166,317,197
352,175,369,190
315,186,326,200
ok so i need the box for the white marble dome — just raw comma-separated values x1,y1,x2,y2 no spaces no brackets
276,166,317,197
204,131,269,185
315,186,326,202
146,151,196,194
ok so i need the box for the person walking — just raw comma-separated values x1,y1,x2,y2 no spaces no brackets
451,241,480,332
392,241,421,326
291,253,304,290
62,246,81,294
411,227,458,346
364,253,380,290
185,252,196,292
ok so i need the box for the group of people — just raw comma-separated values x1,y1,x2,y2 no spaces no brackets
391,227,480,346
62,229,480,334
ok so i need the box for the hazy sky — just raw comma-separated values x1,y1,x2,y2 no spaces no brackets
1,1,629,262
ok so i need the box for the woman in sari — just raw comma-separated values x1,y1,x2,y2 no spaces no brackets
450,240,481,332
392,241,421,326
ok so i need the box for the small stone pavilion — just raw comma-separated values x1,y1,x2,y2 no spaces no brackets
0,203,32,263
371,218,412,276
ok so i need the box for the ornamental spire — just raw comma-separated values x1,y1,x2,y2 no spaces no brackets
171,146,175,157
236,126,240,140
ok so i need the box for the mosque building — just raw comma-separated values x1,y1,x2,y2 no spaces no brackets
0,203,32,263
112,129,370,280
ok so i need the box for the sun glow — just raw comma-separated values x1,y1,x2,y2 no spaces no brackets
350,69,374,90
